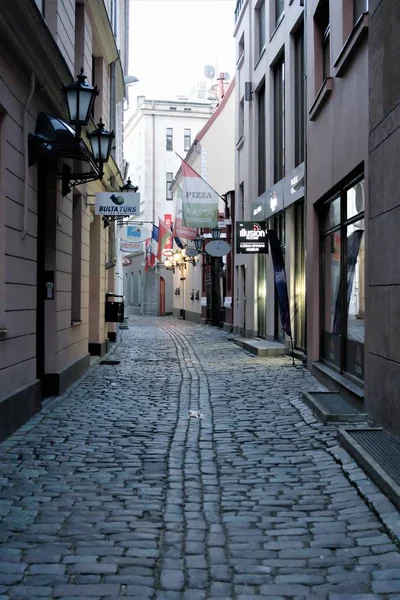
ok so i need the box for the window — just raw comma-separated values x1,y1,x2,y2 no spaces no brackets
314,0,330,88
71,194,82,323
321,178,365,380
275,0,284,26
238,34,245,63
184,129,191,151
257,83,266,195
239,98,244,140
257,0,266,57
273,55,285,183
294,23,305,167
166,128,173,151
34,0,45,15
353,0,368,24
166,172,173,200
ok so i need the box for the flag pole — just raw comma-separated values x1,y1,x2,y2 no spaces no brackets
175,152,227,205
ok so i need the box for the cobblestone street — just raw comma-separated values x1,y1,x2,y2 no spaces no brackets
0,317,400,600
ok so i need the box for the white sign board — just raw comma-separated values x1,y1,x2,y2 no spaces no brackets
120,225,150,243
120,241,143,252
95,192,140,216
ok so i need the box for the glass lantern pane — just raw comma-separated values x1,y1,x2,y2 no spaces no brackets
66,90,77,122
100,136,111,161
78,89,92,124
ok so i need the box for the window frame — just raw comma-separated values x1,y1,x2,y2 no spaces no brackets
166,128,173,151
353,0,368,24
257,83,266,195
294,21,305,167
320,176,365,382
257,0,266,58
166,172,173,200
184,128,191,151
273,54,285,184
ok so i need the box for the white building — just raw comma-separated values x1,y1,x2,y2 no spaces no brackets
123,97,213,315
170,79,236,326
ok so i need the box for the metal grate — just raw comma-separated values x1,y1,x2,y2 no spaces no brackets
99,360,121,366
347,429,400,486
309,392,361,415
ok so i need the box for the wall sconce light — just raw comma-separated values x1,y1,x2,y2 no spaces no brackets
190,289,195,301
211,227,222,241
63,68,99,136
120,177,139,192
174,287,181,296
195,290,200,301
87,119,114,178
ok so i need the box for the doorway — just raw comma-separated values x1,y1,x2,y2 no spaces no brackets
160,276,165,316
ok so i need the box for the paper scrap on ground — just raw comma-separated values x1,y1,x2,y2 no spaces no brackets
188,410,203,419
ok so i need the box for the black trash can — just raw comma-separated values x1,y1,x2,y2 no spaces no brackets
105,293,124,323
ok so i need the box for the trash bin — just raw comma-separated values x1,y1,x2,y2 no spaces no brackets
105,293,124,323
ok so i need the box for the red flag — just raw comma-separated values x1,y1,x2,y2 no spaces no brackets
157,218,173,260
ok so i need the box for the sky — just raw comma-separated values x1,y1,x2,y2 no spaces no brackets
128,0,236,101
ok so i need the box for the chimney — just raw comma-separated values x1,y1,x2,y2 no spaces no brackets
217,72,225,102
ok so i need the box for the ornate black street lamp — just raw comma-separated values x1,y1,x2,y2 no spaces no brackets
87,119,114,177
63,68,98,135
120,178,139,192
211,226,222,240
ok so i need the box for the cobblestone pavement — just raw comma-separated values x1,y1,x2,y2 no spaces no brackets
0,317,400,600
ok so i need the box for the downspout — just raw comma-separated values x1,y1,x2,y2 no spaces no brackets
22,72,36,239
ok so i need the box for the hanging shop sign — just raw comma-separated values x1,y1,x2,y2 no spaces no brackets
120,241,143,252
95,192,140,216
120,225,150,243
122,257,133,266
163,249,174,257
236,221,268,254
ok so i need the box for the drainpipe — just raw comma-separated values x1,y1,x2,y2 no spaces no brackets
22,72,36,239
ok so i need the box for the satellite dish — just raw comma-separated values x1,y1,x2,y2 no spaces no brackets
205,240,231,257
185,247,199,258
204,65,216,79
224,72,230,81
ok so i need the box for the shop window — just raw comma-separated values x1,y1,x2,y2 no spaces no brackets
321,178,365,381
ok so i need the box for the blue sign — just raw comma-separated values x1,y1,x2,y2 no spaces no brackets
127,226,141,238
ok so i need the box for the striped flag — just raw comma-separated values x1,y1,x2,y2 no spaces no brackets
157,218,173,260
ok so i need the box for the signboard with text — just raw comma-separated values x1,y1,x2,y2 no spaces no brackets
236,221,268,254
95,192,140,216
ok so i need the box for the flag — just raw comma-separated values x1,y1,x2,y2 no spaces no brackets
174,183,197,240
164,214,173,250
174,237,185,250
152,225,159,243
157,218,173,260
181,159,219,228
267,229,292,338
144,238,157,272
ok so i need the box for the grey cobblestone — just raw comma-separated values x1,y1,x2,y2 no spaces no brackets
0,317,398,598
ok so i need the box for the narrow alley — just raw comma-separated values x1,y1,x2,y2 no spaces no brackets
0,318,399,600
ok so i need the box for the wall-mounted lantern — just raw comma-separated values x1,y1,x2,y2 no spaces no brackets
87,119,114,178
63,68,99,135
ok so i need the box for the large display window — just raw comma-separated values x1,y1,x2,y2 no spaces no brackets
321,179,365,381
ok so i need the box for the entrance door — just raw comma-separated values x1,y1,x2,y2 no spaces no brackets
257,254,267,338
160,277,165,316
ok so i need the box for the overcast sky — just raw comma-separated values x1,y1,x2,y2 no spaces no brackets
128,0,236,101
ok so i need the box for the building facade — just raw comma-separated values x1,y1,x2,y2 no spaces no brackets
170,79,236,328
367,0,400,436
123,97,213,316
0,0,129,440
233,0,306,350
306,0,368,397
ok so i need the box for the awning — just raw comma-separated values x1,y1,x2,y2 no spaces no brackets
29,113,100,182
